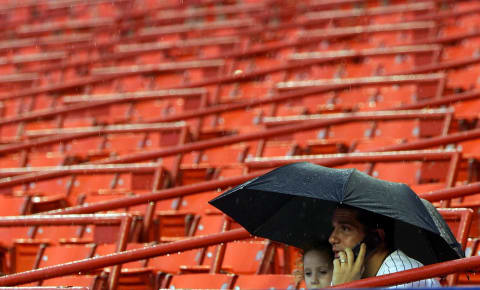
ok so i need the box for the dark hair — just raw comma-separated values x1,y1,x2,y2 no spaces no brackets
337,204,394,250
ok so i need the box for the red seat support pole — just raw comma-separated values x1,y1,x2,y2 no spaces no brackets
420,183,480,202
369,128,480,153
0,228,251,286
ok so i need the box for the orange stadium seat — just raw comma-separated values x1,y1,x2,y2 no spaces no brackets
212,241,276,274
233,274,297,289
41,274,107,290
38,244,96,270
162,273,236,289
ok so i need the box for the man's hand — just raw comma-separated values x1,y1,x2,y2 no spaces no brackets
331,243,366,285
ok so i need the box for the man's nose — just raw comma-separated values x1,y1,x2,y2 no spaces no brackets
328,228,338,244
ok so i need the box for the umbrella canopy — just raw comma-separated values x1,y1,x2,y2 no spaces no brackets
420,198,464,259
209,162,463,265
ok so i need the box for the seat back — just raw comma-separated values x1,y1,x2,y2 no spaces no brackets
147,249,203,274
233,274,297,289
41,274,106,290
38,244,96,269
166,273,236,289
208,241,275,275
192,214,226,236
94,243,148,268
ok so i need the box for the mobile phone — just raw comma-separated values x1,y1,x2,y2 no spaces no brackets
352,232,381,259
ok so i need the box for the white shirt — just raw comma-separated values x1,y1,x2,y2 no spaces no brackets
376,250,441,288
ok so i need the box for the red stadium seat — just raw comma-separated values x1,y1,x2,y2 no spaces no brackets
212,241,276,274
41,274,107,290
162,273,236,289
147,249,204,274
233,274,297,289
38,244,96,269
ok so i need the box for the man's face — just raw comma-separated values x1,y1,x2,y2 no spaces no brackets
328,207,366,258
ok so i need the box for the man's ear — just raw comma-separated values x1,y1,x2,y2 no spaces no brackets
376,228,386,243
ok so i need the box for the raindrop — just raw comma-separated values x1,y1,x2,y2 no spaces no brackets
255,250,263,261
412,127,419,137
465,247,472,257
364,129,372,138
317,130,326,139
171,199,179,209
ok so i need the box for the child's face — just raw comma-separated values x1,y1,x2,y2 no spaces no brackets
303,249,333,289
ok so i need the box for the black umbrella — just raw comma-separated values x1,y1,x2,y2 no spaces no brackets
209,162,463,265
420,198,464,260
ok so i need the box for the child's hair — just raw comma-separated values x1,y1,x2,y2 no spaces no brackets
293,241,333,285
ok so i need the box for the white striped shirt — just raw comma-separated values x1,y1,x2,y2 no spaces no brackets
376,250,441,288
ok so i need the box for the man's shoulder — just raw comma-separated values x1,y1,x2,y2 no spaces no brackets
377,250,441,288
378,250,423,274
389,250,422,269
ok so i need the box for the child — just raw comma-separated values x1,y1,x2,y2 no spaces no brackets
294,242,334,289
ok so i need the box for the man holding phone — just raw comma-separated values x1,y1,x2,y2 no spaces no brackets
328,205,441,287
